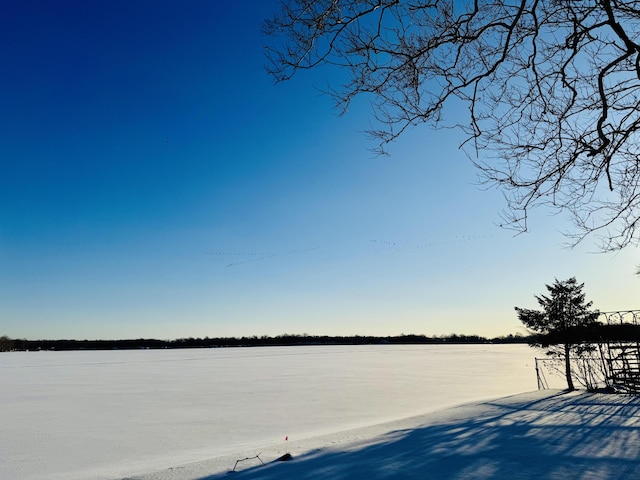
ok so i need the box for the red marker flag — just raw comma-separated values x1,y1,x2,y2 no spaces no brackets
285,436,288,441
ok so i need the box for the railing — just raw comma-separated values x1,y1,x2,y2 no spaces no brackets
599,310,640,325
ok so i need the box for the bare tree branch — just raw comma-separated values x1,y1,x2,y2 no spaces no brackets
264,0,640,251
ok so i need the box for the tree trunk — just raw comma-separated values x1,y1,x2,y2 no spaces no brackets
564,343,575,391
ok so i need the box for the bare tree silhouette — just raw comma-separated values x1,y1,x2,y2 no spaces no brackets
265,1,640,250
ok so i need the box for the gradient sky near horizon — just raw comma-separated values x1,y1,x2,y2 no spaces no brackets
1,1,638,341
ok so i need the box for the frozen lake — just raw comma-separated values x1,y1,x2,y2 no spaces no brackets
0,344,554,480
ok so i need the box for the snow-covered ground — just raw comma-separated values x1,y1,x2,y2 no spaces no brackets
1,344,563,479
163,389,640,480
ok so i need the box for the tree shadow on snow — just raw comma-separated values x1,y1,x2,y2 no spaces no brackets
198,392,640,480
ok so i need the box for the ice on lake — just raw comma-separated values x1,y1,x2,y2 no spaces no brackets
0,344,554,480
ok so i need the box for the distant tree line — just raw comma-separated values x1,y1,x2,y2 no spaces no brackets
0,333,532,352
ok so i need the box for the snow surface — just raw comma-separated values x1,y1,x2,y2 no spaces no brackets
1,344,569,479
167,389,640,480
129,389,640,480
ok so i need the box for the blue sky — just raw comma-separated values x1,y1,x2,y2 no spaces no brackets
1,1,638,340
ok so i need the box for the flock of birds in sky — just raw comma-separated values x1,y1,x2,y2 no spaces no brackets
204,234,492,268
204,247,326,268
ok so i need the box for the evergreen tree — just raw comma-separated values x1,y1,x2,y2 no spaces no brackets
516,278,599,391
